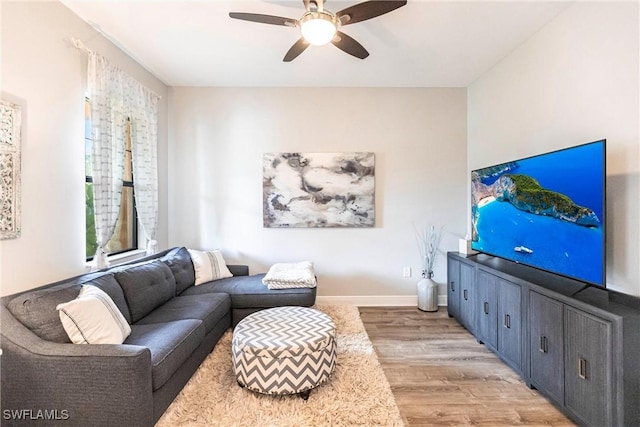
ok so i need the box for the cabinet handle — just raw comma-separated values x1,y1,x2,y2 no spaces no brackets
578,358,588,380
450,281,455,292
483,302,489,314
539,336,547,353
504,314,511,329
463,289,468,301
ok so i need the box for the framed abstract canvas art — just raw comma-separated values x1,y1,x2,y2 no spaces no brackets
263,152,375,228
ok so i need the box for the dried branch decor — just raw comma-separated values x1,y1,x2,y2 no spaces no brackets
415,224,444,278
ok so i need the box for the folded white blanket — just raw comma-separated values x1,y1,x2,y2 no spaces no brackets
262,261,317,289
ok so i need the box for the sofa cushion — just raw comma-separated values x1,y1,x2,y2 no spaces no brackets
57,285,132,345
135,293,231,334
7,274,130,343
125,319,204,391
227,264,249,277
180,273,317,309
188,249,233,285
115,260,177,323
89,274,132,323
161,247,195,295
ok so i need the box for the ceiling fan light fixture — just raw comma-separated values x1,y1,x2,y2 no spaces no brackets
300,11,337,46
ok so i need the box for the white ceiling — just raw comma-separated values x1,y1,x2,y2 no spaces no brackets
62,0,573,87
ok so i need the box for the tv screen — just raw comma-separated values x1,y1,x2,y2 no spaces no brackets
471,140,606,287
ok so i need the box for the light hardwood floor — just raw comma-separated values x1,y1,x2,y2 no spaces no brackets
359,306,576,427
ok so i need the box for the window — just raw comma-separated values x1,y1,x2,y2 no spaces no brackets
85,98,138,260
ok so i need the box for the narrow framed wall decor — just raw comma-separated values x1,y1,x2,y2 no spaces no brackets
263,152,375,228
0,100,22,239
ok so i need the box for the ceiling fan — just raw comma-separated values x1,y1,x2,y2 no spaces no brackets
229,0,407,62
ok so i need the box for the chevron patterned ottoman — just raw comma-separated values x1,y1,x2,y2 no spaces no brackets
232,306,336,399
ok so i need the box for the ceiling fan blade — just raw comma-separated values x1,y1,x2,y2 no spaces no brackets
337,0,407,26
331,31,369,59
229,12,297,27
283,38,310,62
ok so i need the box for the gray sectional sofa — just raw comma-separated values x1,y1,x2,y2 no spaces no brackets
0,247,316,426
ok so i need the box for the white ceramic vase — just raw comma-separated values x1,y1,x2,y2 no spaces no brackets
417,277,438,312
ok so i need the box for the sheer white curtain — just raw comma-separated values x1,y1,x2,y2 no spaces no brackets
131,88,159,255
88,52,160,267
88,53,127,268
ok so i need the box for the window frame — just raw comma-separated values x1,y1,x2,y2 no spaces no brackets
85,98,139,262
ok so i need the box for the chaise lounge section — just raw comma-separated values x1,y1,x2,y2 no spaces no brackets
0,247,316,426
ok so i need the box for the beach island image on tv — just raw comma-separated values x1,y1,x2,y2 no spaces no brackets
471,141,605,286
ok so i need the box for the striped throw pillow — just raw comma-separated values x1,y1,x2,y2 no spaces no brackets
57,285,131,345
188,249,233,286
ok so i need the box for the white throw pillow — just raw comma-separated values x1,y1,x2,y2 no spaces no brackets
188,249,233,285
56,285,131,345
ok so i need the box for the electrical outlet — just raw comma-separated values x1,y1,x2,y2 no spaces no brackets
403,267,412,278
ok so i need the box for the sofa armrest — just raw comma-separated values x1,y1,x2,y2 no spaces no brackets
1,306,153,426
227,264,249,276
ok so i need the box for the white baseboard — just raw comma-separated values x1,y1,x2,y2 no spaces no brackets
316,295,448,307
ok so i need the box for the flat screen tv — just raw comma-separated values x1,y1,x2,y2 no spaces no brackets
471,140,606,287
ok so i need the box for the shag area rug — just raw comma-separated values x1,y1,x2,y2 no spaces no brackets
156,305,403,426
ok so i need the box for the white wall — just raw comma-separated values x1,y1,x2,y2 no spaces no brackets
8,1,632,302
169,88,467,301
468,2,639,296
0,1,169,296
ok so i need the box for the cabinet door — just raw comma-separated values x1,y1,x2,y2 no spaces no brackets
477,271,498,349
447,258,460,319
529,291,564,404
564,307,612,427
458,262,475,330
497,278,521,371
